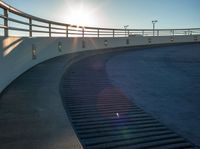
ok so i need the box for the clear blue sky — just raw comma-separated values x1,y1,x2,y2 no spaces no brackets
3,0,200,29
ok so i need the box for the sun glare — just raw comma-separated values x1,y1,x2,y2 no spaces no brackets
68,5,96,27
60,0,110,27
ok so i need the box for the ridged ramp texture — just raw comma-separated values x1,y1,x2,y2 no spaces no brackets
60,52,195,149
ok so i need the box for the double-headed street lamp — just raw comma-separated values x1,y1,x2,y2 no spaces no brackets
152,20,158,36
124,25,129,37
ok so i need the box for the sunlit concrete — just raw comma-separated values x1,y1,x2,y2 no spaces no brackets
0,47,125,149
0,35,199,93
1,42,200,148
0,53,84,149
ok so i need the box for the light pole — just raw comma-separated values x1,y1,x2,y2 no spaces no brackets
124,25,129,37
152,20,158,36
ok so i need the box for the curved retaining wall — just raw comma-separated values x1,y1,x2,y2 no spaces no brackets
0,35,199,93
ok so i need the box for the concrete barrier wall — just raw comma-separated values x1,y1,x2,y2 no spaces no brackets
0,35,199,93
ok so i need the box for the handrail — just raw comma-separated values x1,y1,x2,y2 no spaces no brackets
0,1,200,37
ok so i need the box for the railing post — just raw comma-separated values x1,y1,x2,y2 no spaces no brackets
49,23,51,37
82,27,84,38
142,30,144,36
157,30,159,36
4,9,8,36
153,23,155,36
29,18,32,37
82,27,85,48
128,30,130,37
113,29,115,38
188,30,192,35
184,31,187,35
97,29,99,38
66,25,68,37
172,30,174,36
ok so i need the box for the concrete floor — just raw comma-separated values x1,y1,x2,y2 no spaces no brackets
60,47,196,149
106,43,200,147
0,48,120,149
0,54,83,149
0,43,200,148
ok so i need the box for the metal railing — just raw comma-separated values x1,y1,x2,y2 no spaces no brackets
0,1,200,37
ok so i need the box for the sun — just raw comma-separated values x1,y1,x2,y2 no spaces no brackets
68,5,96,27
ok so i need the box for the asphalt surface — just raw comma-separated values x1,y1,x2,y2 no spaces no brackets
0,43,199,149
60,43,199,149
106,43,200,147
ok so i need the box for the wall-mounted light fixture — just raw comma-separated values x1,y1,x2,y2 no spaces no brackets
58,41,62,52
148,37,151,43
170,36,174,42
104,40,108,47
32,44,36,60
194,36,198,41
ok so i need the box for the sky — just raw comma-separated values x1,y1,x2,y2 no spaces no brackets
2,0,200,29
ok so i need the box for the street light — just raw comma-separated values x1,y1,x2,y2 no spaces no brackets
152,20,158,36
124,25,129,37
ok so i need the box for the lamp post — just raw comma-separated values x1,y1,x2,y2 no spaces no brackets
124,25,129,37
152,20,158,36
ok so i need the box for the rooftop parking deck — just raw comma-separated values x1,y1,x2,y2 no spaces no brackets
0,43,200,149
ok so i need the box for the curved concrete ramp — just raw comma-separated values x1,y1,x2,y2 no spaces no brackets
106,43,200,147
0,48,127,149
0,54,84,149
60,44,199,149
0,44,199,149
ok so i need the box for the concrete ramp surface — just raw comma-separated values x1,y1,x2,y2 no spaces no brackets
0,43,200,149
60,43,200,148
106,43,200,148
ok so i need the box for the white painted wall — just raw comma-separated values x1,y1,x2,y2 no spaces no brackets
0,35,199,93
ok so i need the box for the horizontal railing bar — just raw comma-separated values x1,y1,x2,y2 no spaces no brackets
0,24,8,28
50,26,66,31
81,33,98,35
31,23,49,29
8,18,84,33
9,27,29,32
68,32,83,34
8,17,29,26
9,27,51,34
98,31,116,33
32,30,50,33
128,28,200,31
99,34,120,36
0,14,7,19
115,30,128,33
68,32,83,35
50,31,66,34
84,34,101,36
99,32,124,34
83,30,99,33
68,28,82,31
191,31,200,33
